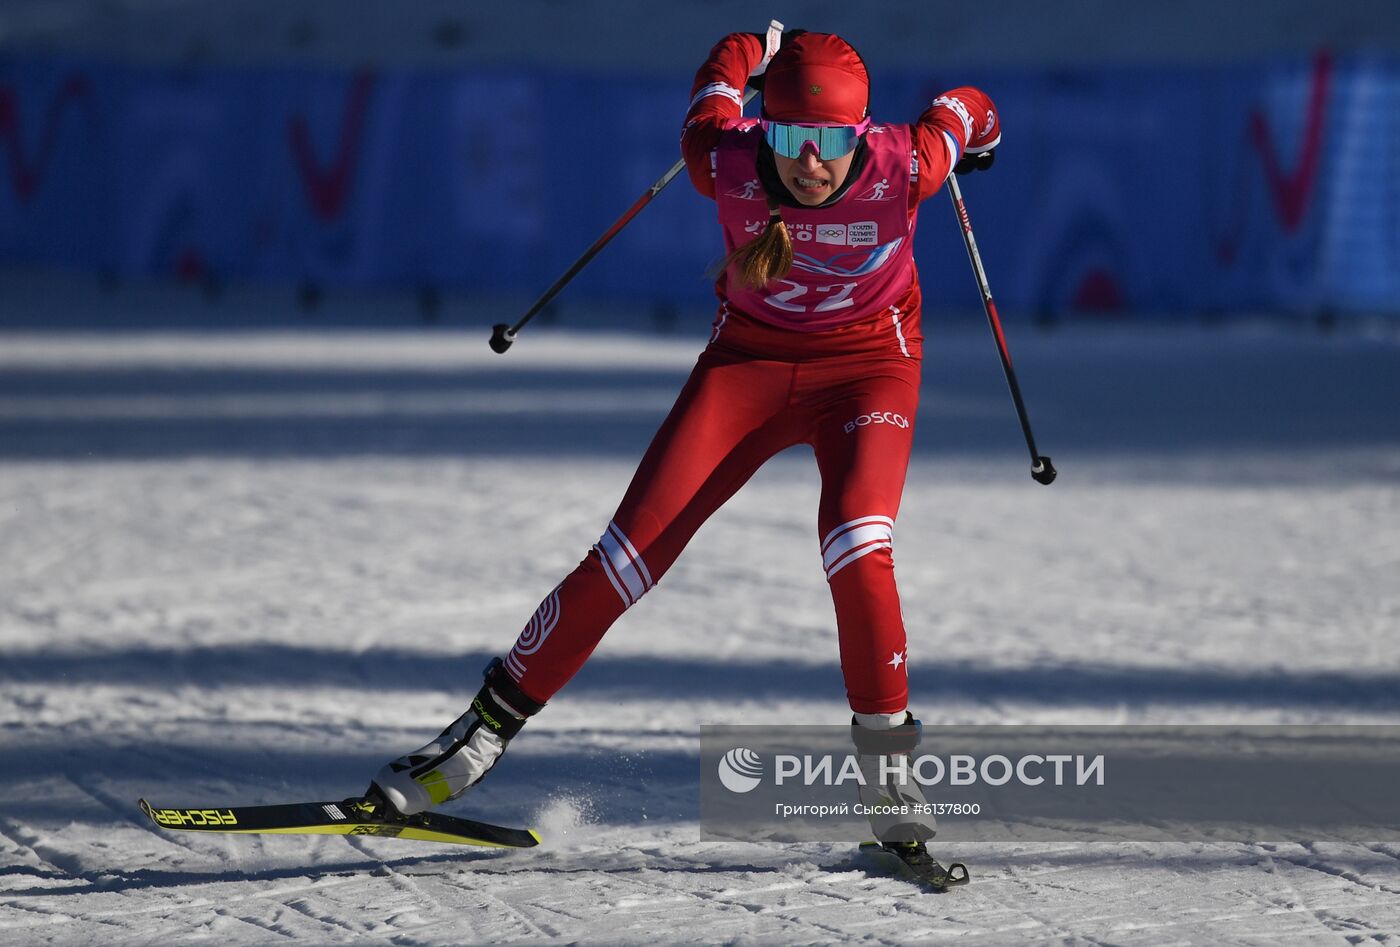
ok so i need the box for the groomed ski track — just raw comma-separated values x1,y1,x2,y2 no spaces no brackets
3,303,1400,944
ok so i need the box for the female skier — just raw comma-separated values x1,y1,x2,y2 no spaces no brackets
368,30,999,873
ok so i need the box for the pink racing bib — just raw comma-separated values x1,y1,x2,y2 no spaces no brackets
714,119,918,332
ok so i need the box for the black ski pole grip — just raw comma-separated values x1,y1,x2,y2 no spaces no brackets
1031,455,1056,485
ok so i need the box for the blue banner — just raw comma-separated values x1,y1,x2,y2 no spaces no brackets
1,54,1396,317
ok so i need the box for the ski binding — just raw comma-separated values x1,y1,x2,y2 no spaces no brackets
860,840,970,892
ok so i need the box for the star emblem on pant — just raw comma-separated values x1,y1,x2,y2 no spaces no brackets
888,650,906,670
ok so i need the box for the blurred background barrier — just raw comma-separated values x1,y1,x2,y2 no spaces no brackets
1,4,1398,322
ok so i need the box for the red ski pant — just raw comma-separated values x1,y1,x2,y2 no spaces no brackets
504,311,921,714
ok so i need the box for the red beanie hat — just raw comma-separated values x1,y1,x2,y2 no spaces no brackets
761,33,869,124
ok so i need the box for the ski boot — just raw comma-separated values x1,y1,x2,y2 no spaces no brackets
852,711,970,891
367,657,544,816
851,710,937,843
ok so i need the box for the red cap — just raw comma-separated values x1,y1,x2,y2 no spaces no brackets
761,33,869,124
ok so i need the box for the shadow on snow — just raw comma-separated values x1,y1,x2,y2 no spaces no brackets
1,332,1398,461
5,643,1400,711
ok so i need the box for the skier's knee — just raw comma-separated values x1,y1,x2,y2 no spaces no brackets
821,514,895,581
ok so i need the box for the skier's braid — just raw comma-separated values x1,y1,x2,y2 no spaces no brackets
717,197,794,289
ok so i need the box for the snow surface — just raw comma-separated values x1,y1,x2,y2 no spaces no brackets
2,307,1400,944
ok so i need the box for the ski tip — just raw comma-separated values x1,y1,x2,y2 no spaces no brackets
527,829,543,846
137,798,171,830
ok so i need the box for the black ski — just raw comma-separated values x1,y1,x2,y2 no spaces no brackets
138,796,539,849
859,841,970,892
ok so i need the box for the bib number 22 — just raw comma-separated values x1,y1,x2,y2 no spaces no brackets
764,280,858,313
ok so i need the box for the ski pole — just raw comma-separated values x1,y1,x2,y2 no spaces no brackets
491,24,783,354
947,174,1056,484
488,142,734,353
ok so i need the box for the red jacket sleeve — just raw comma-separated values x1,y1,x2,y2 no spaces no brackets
910,87,1000,204
680,33,765,199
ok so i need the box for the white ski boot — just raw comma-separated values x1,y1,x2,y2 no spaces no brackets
368,658,544,816
852,711,969,889
851,710,938,844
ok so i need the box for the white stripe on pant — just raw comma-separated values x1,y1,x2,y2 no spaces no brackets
595,521,655,607
822,515,895,580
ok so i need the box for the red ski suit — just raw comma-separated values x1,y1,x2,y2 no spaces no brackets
503,34,998,714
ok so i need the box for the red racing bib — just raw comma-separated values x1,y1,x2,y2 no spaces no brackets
714,119,918,332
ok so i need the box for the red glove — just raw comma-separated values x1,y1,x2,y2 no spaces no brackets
927,87,1000,154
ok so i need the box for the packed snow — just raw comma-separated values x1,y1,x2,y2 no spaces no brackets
2,295,1400,943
